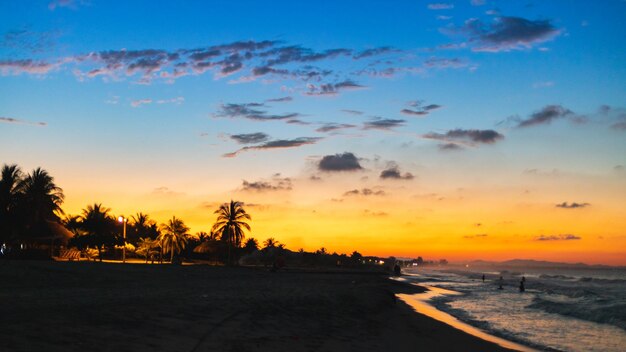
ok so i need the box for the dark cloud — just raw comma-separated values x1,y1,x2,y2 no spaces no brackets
266,96,293,103
318,152,363,172
0,116,47,126
306,80,366,96
423,129,504,145
380,166,414,180
363,118,406,130
214,102,301,121
535,234,581,241
316,123,357,133
438,143,463,151
453,16,561,52
230,132,270,144
516,105,574,127
224,137,321,157
401,100,442,116
262,46,352,66
611,121,626,131
241,176,292,192
556,202,590,209
343,188,386,196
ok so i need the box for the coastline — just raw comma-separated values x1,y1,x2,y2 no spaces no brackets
1,260,519,351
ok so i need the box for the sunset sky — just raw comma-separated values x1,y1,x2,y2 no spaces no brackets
1,0,625,264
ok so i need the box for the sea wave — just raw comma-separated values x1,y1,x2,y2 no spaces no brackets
528,297,626,330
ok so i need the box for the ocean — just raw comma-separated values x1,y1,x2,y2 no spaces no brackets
400,265,626,352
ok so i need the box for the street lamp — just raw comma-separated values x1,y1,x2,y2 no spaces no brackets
118,216,127,263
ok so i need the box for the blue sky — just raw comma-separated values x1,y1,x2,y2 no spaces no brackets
1,0,625,262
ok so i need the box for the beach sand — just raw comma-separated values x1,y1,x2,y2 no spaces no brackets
0,261,516,351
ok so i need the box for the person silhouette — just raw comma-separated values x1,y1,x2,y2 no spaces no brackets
519,279,525,292
482,274,485,282
498,276,504,290
393,263,401,276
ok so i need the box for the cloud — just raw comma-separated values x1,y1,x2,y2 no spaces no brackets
0,116,47,126
316,123,357,133
341,109,364,115
534,234,581,241
318,152,363,172
156,96,184,104
306,80,366,96
230,132,270,144
380,165,414,180
464,234,488,239
363,118,406,130
48,0,86,11
241,176,292,192
428,3,454,10
401,100,443,117
453,16,562,52
556,202,590,209
515,105,574,127
423,129,504,146
1,28,59,54
266,96,293,103
343,188,386,196
214,102,301,121
223,137,321,157
0,59,58,75
438,143,463,151
353,47,395,59
131,99,152,107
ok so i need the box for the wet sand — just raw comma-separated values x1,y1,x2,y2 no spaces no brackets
0,261,517,351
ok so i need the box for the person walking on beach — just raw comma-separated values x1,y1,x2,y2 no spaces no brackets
393,263,401,276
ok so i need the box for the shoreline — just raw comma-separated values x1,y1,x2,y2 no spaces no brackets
394,282,536,352
2,260,520,351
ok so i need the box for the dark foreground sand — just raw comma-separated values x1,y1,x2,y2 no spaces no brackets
0,261,515,351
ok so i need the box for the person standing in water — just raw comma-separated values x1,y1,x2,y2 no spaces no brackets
482,274,485,282
519,279,525,292
498,276,504,290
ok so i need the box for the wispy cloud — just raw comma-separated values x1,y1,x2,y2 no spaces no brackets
401,100,443,117
514,105,574,127
305,80,366,96
214,102,301,122
230,132,270,144
534,234,581,241
363,117,406,130
241,175,292,192
423,128,504,147
343,188,386,196
223,137,321,157
0,59,58,75
131,99,152,108
556,202,590,209
428,3,454,10
0,116,47,126
316,123,357,133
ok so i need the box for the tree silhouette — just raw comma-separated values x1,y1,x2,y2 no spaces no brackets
135,237,160,263
158,216,189,264
263,237,279,249
243,238,259,253
130,212,159,244
78,203,118,261
19,167,64,242
0,164,24,244
211,200,251,265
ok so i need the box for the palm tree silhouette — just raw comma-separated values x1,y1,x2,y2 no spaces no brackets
0,164,24,244
212,200,251,265
158,216,189,264
20,167,64,241
130,212,159,244
80,203,117,261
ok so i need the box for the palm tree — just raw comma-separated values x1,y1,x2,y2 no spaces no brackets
158,216,189,264
211,200,251,265
0,164,24,244
135,237,160,263
263,237,279,249
80,203,117,261
19,167,64,243
130,212,158,244
244,238,259,253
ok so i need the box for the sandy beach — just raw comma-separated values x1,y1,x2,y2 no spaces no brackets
0,261,516,351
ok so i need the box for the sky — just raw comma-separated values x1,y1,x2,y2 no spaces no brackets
1,0,625,265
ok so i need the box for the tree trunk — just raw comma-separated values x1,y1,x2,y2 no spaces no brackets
170,248,174,264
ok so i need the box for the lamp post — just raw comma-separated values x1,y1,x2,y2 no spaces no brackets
118,216,127,263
